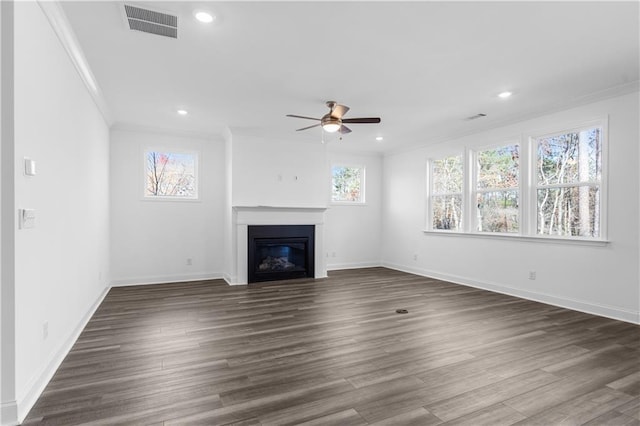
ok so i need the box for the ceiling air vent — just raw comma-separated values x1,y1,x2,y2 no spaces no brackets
124,4,177,39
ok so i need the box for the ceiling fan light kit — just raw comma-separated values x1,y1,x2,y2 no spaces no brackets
322,119,341,133
287,101,381,137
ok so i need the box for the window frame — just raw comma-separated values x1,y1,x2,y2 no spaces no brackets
331,163,366,205
528,120,608,240
142,148,200,201
425,117,608,243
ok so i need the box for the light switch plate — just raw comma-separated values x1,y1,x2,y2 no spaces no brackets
24,158,36,176
19,209,36,229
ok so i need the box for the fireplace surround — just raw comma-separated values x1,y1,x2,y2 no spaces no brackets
229,206,327,285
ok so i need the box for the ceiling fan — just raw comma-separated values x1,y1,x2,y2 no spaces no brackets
286,101,381,134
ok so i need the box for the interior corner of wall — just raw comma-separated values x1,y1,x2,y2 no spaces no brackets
222,127,233,143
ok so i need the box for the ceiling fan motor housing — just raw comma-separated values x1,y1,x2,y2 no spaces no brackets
322,114,341,126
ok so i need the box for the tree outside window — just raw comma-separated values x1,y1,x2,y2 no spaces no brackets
535,127,602,237
476,144,519,233
426,122,605,240
332,165,364,203
145,151,198,199
431,155,463,231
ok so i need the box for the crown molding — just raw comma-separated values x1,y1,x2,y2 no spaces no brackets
37,1,112,126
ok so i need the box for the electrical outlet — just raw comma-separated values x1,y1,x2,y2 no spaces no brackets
529,270,536,280
332,252,336,258
186,258,193,266
43,321,49,340
413,254,418,261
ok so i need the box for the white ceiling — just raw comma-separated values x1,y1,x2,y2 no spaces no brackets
61,1,639,153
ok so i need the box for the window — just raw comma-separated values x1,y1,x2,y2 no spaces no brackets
534,126,602,237
430,155,463,231
426,120,606,241
475,144,519,233
332,165,364,203
144,150,198,199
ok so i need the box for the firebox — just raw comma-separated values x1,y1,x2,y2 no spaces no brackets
248,225,315,283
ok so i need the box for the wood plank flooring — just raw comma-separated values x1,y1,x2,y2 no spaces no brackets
23,268,640,425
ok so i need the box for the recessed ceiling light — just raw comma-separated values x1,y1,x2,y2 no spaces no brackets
194,11,215,23
177,109,188,116
498,91,513,99
376,136,383,141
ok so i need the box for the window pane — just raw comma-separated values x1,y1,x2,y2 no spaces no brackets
332,166,363,202
145,151,197,198
477,190,519,233
432,156,463,194
477,145,519,189
432,195,463,231
536,127,601,185
537,186,600,237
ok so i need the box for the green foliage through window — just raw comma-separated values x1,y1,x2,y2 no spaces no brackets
332,165,364,202
476,145,519,233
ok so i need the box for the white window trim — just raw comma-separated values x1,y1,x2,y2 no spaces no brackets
142,148,200,201
425,117,609,243
331,163,366,205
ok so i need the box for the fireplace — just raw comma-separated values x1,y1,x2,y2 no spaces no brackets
230,206,326,285
248,225,315,283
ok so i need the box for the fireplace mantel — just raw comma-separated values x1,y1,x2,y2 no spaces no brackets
228,206,328,285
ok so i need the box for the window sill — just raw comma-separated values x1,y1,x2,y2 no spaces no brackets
330,202,368,207
142,197,201,203
422,230,610,246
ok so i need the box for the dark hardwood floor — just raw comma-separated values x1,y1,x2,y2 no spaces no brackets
24,268,639,425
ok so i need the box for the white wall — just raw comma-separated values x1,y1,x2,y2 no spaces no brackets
231,133,329,207
382,92,640,323
110,128,225,285
11,1,110,422
325,152,383,269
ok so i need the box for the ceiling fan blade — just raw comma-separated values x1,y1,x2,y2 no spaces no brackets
286,114,321,121
331,104,350,119
342,117,381,124
338,125,352,134
296,123,322,131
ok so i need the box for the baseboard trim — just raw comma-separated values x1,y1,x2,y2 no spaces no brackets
111,272,223,287
1,400,18,426
223,273,238,286
382,262,640,325
14,285,110,424
327,261,382,271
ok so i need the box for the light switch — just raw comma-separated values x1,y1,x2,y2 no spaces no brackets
24,158,36,176
19,209,36,229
